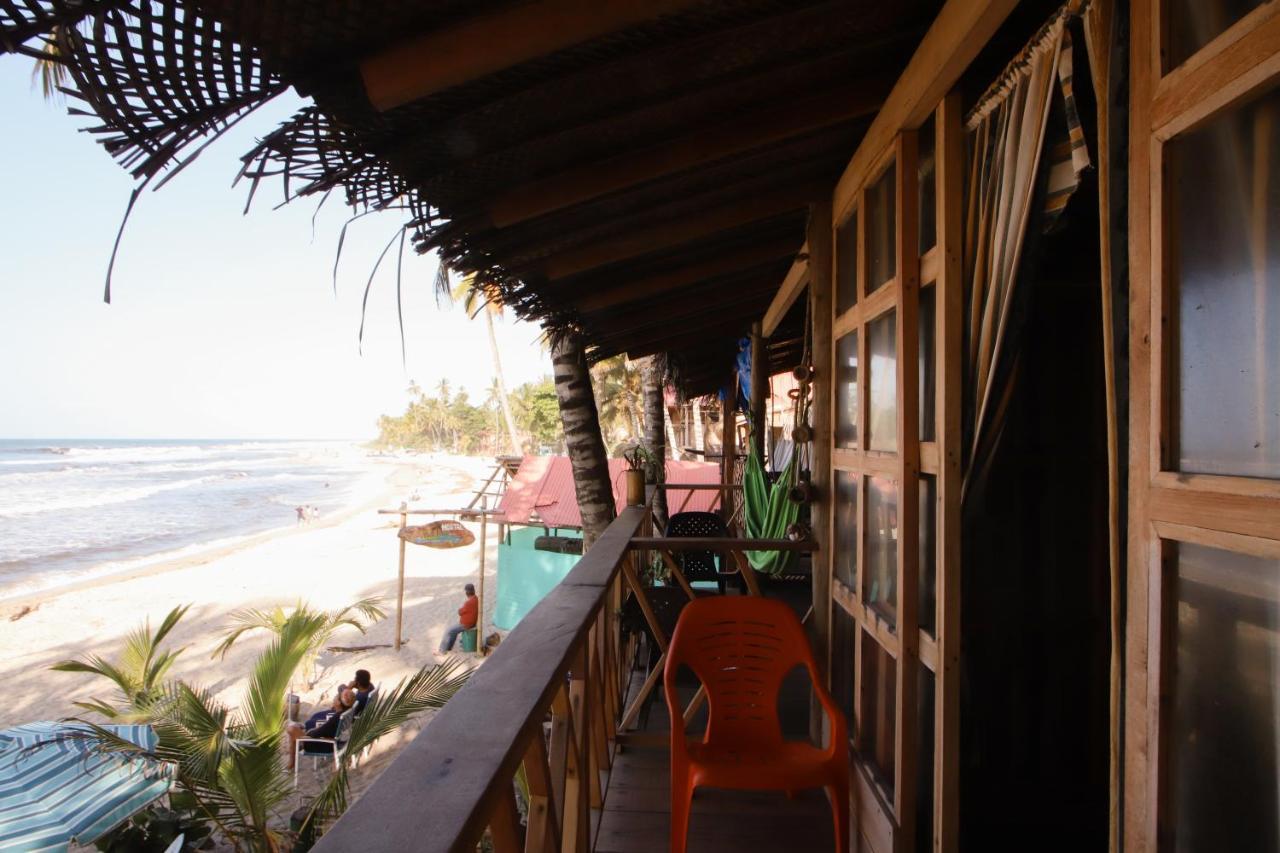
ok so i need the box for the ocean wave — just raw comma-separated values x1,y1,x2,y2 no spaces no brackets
0,474,226,518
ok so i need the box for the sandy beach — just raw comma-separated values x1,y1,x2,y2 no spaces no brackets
0,452,502,773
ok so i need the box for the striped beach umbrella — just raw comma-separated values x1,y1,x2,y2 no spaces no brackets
0,722,174,853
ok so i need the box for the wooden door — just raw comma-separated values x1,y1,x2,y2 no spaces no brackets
1128,0,1280,849
827,94,963,853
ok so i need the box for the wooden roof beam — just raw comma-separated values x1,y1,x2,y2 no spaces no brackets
489,82,886,227
572,235,802,313
541,182,820,280
761,245,810,337
624,317,757,360
586,276,780,343
360,0,704,111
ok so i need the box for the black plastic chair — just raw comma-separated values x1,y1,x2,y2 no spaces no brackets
665,511,733,594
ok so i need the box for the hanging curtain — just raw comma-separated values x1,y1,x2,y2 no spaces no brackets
962,2,1091,481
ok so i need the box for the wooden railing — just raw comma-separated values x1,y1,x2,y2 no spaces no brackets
312,505,648,853
312,493,816,852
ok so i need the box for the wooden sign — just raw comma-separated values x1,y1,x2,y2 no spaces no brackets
399,520,475,549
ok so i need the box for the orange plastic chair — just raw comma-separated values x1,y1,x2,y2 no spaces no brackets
664,595,849,853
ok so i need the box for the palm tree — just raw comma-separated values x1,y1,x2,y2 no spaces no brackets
551,333,616,550
450,272,522,456
51,605,190,722
211,598,387,689
641,357,669,529
61,606,469,851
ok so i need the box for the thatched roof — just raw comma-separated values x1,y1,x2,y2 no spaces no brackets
2,0,940,395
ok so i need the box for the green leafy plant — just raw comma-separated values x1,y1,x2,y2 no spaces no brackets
51,605,190,721
620,442,658,478
211,598,386,688
61,605,470,852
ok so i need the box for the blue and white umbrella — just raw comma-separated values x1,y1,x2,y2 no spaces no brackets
0,722,174,853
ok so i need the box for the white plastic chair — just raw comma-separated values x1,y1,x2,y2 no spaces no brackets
293,706,354,786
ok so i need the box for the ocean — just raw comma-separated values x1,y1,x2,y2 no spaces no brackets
0,439,375,600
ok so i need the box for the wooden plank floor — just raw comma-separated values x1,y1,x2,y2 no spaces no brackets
596,663,834,852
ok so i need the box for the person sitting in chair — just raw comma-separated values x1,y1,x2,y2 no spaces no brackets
435,583,478,656
350,669,374,714
286,686,354,770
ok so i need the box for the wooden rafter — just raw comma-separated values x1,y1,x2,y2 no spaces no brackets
541,183,821,280
761,245,811,337
571,236,801,312
585,274,782,344
488,83,887,227
360,0,704,111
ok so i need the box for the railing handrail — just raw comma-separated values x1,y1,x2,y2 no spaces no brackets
313,506,648,853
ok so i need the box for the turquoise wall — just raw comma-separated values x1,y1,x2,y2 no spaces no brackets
494,527,584,630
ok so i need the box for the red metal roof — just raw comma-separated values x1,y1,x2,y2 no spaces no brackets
497,455,722,528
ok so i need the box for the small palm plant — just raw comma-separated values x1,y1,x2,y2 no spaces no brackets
61,605,470,851
51,604,190,721
211,598,386,688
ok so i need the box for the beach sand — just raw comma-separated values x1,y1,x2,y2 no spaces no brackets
0,452,506,820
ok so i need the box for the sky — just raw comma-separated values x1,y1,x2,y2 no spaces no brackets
0,59,551,440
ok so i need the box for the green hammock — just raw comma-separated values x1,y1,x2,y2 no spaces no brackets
742,442,799,577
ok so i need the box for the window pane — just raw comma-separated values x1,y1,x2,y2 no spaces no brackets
1169,86,1280,479
837,209,858,315
1172,542,1280,852
919,285,936,442
869,310,898,452
860,633,897,794
916,663,936,853
832,603,856,733
918,475,937,636
865,476,898,624
867,163,897,291
1166,0,1266,70
836,331,859,449
918,115,937,256
834,471,858,589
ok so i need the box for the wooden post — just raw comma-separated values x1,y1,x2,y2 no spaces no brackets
395,502,407,652
808,200,834,743
750,321,767,460
477,499,487,656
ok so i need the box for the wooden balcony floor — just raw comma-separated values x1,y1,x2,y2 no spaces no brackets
597,663,835,852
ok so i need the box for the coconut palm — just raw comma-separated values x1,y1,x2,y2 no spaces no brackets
50,604,190,721
641,357,669,529
211,598,387,689
551,333,616,549
449,272,522,456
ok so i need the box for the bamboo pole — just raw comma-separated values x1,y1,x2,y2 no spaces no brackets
395,502,407,652
477,496,487,656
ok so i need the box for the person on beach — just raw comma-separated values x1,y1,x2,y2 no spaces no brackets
295,506,306,525
435,583,478,656
286,687,355,770
350,669,374,714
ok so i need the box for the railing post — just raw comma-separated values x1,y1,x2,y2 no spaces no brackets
522,732,560,853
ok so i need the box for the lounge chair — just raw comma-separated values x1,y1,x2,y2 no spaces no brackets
293,707,355,786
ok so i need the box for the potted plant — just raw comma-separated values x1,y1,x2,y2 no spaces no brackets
621,443,657,506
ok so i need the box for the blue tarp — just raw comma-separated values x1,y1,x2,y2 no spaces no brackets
494,526,584,630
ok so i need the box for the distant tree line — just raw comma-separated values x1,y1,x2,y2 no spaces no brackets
375,376,563,455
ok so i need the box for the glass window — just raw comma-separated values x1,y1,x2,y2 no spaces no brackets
1166,0,1267,70
919,285,936,442
837,209,858,316
866,163,897,291
916,663,936,853
918,475,937,637
834,471,858,589
918,115,937,256
836,331,859,449
868,310,898,452
1168,85,1280,479
1171,542,1280,852
832,604,856,733
865,476,898,623
860,633,897,794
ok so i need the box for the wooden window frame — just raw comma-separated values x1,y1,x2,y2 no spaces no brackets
1129,1,1280,848
827,94,963,853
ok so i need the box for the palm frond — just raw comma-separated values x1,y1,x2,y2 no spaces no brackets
242,610,328,741
308,661,471,829
211,605,287,659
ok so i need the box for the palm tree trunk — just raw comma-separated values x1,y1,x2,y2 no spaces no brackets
552,335,616,550
665,409,681,461
692,398,705,452
485,308,522,456
641,357,668,530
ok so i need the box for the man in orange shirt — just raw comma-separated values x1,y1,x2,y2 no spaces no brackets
436,583,478,655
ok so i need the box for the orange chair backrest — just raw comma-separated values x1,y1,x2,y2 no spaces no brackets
666,596,816,748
